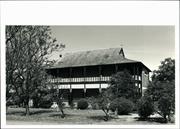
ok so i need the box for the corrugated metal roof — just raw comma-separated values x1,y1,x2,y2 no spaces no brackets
49,48,150,70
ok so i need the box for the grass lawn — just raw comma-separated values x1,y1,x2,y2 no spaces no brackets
6,107,174,125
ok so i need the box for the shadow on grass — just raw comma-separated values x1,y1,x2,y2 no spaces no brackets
30,110,53,115
87,116,113,121
48,113,76,118
49,113,63,118
7,109,54,116
135,117,167,123
6,111,25,116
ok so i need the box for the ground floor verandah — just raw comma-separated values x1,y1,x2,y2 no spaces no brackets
50,83,143,106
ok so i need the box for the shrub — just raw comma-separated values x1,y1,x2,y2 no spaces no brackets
109,100,118,112
91,103,99,110
87,97,100,110
109,98,134,115
137,96,154,119
39,99,53,108
77,99,88,110
158,94,173,122
38,95,53,108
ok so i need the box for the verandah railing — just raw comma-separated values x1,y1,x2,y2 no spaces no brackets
48,76,111,83
48,75,141,84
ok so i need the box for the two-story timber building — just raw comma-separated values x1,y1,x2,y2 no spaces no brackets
46,48,151,105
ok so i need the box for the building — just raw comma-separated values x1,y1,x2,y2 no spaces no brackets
46,48,151,104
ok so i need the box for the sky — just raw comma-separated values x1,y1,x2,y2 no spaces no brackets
50,26,175,71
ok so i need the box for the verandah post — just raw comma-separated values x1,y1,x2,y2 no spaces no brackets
115,64,118,73
83,67,86,97
99,66,102,93
133,65,137,99
140,66,143,97
69,68,73,105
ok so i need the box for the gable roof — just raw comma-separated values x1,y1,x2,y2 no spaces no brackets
48,48,151,72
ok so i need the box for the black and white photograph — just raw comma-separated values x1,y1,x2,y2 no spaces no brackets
0,1,179,129
5,25,175,125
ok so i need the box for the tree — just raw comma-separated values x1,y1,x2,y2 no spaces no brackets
158,94,173,122
109,70,136,101
31,88,53,108
89,70,136,120
89,91,110,121
146,58,175,122
6,26,64,115
146,81,175,122
109,97,134,115
137,96,154,119
151,58,175,82
46,83,67,118
56,88,66,118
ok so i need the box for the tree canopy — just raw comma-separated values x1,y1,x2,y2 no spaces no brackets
151,58,175,82
145,58,175,122
6,26,64,115
108,70,136,100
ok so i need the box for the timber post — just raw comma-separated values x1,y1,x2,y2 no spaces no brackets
99,66,102,93
69,68,73,105
115,64,118,73
83,67,86,97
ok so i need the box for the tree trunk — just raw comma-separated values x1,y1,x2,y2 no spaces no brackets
102,108,109,121
168,114,171,122
60,108,65,118
25,100,30,116
18,103,21,107
57,89,65,118
57,102,65,118
163,114,167,123
115,108,118,116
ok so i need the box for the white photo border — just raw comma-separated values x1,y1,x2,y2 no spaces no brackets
0,1,179,129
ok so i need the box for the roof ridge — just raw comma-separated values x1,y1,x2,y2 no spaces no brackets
65,47,122,55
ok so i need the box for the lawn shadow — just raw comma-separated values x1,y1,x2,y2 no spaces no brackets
87,115,113,121
30,109,53,115
6,111,25,116
135,117,168,123
48,113,76,118
7,109,54,116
